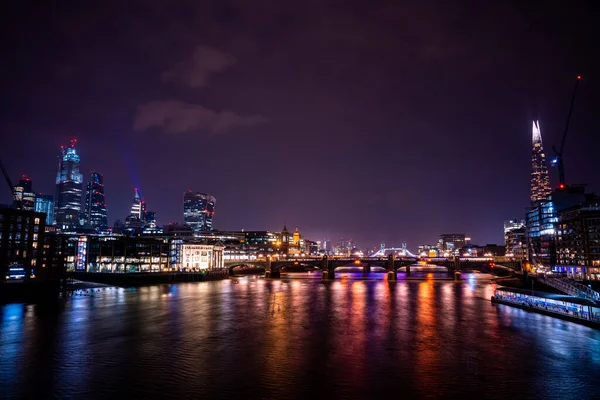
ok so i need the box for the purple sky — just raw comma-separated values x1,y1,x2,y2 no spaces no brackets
1,0,599,250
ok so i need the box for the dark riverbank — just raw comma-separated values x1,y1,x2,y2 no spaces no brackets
70,269,229,287
0,280,63,304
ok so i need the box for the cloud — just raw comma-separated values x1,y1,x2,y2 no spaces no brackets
161,45,236,87
133,100,269,134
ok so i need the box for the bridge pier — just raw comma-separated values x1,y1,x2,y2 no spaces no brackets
453,257,461,272
321,256,334,280
363,263,371,273
264,259,280,279
322,270,335,280
387,270,397,281
405,264,411,276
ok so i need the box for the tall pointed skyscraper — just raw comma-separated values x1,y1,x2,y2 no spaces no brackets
530,121,552,203
129,188,143,218
54,139,83,229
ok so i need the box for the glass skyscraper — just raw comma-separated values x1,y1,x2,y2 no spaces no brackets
84,171,108,229
526,122,555,265
183,191,216,233
54,140,83,229
34,194,54,225
530,121,552,203
13,176,35,211
130,188,143,219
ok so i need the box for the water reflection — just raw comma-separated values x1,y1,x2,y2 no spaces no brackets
1,277,600,399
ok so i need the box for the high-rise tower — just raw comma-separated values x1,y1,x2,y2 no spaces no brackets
530,121,552,203
183,191,216,233
54,140,83,229
84,171,108,228
13,176,35,211
130,188,142,219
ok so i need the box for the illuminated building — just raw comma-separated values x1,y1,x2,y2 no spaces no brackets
130,188,143,219
62,235,170,272
175,242,224,270
183,191,215,233
143,210,156,228
530,121,552,203
504,219,526,259
123,188,158,232
526,199,557,265
13,176,36,211
438,234,467,255
0,207,46,280
555,196,600,279
526,188,587,266
34,194,54,225
54,140,83,229
84,171,108,229
418,244,439,257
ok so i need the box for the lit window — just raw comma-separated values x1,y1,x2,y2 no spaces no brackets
34,218,40,225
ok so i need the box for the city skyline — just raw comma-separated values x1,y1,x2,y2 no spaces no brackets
1,1,598,250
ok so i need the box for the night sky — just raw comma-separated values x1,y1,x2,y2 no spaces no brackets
1,1,599,250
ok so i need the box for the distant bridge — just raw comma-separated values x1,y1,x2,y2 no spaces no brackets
225,255,522,280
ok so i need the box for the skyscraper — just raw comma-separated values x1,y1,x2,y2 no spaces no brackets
183,191,216,233
130,188,142,219
13,176,35,211
530,121,552,203
54,140,83,229
34,194,54,225
84,171,108,229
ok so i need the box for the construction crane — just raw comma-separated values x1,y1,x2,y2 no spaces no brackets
0,157,15,197
551,75,582,189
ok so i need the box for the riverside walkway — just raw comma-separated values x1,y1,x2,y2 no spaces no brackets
491,286,600,329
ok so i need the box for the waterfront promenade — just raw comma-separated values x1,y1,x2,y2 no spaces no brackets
492,286,600,329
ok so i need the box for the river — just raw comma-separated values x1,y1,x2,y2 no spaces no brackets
1,272,599,399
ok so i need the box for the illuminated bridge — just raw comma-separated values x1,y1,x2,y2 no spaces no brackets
225,256,523,280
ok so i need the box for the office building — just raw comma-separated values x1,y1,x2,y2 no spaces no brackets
34,194,54,226
176,242,225,270
504,219,526,259
54,140,83,229
84,171,108,229
438,234,467,255
13,176,35,211
130,188,143,220
555,196,600,279
0,207,46,280
183,191,216,233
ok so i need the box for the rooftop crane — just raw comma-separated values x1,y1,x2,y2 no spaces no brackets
0,157,15,197
551,75,582,189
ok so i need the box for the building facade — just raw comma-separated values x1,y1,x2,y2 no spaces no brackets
84,171,108,229
183,191,216,233
177,243,224,270
0,207,46,280
555,197,600,278
54,140,83,229
130,188,143,220
13,176,35,211
34,194,54,226
504,219,526,259
438,234,467,255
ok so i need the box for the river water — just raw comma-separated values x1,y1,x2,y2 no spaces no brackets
1,272,600,399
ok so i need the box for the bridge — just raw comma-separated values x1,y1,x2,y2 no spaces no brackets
225,255,522,280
